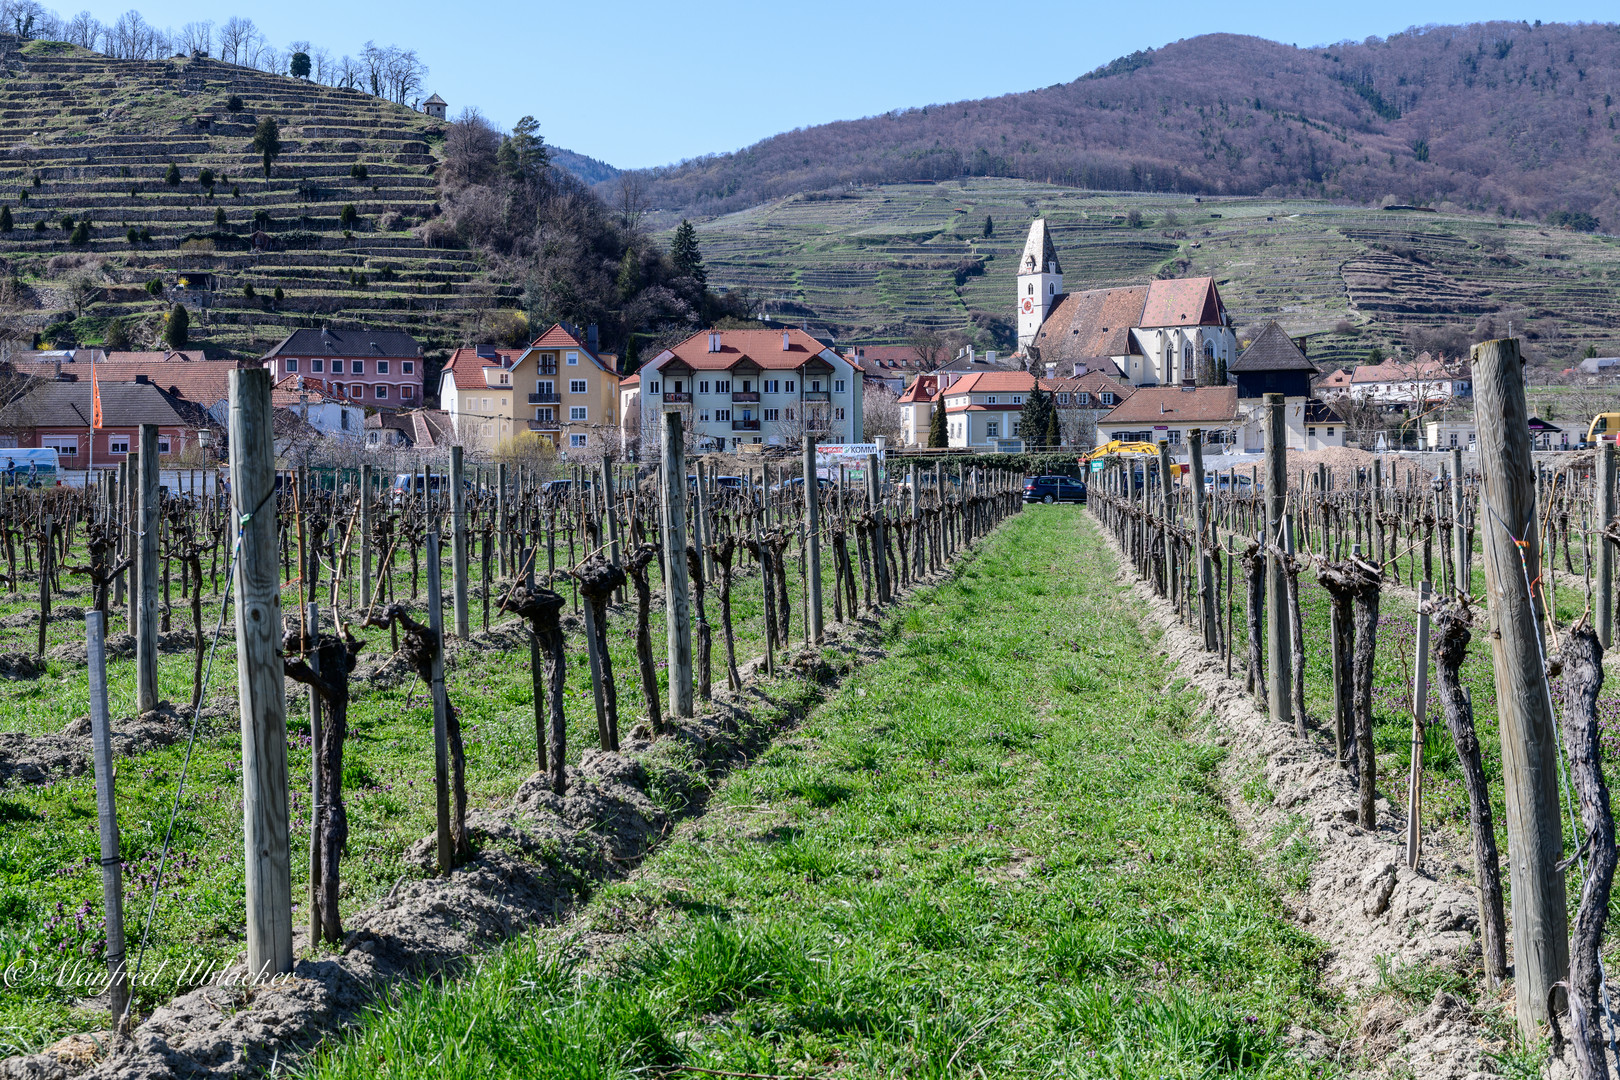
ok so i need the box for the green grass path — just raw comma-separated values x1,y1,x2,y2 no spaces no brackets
303,507,1337,1080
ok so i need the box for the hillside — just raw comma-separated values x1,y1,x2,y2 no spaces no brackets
629,21,1620,231
0,36,517,361
681,178,1620,369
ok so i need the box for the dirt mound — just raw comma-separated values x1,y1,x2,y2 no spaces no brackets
0,652,43,679
0,703,190,788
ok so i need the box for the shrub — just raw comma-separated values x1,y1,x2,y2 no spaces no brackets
164,303,189,348
32,219,44,233
144,278,162,295
226,94,243,111
339,203,357,228
128,185,138,197
289,51,310,79
31,172,39,187
273,286,283,302
59,214,72,231
350,163,368,181
243,283,255,298
0,205,11,233
16,189,26,201
164,163,180,187
198,167,215,189
125,226,138,244
139,227,151,242
68,220,88,246
1126,209,1143,227
214,207,226,228
103,319,130,350
253,209,271,229
231,185,240,198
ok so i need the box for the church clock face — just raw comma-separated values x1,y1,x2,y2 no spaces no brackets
1021,298,1034,314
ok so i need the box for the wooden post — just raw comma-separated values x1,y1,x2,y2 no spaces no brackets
1263,394,1292,731
1406,580,1431,869
359,464,373,611
866,453,888,604
1473,337,1569,1035
805,437,823,642
228,368,293,980
125,450,138,629
425,531,453,875
450,446,469,641
304,602,322,948
135,424,160,713
1596,444,1615,647
85,610,128,1028
1188,430,1217,649
662,411,694,718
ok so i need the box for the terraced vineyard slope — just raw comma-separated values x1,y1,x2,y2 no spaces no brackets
0,36,510,359
680,178,1620,367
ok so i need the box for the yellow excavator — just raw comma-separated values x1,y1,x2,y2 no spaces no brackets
1081,440,1184,478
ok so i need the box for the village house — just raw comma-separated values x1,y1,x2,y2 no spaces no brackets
896,374,940,447
637,328,864,455
271,376,366,441
74,357,243,424
842,345,930,395
943,371,1036,450
1346,354,1472,405
1016,218,1238,387
439,324,620,454
262,327,424,409
365,408,454,450
1227,322,1345,451
1424,415,1567,452
1096,386,1243,451
618,372,641,454
439,344,523,451
1041,368,1136,450
0,378,215,466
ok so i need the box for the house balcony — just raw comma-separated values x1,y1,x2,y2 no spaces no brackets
663,392,692,403
538,364,558,376
731,391,760,403
731,419,761,432
528,392,560,404
802,391,830,402
527,419,561,432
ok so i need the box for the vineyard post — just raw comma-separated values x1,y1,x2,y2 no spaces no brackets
1406,580,1431,869
662,411,694,718
1597,444,1615,647
694,459,712,583
1264,394,1292,731
425,530,453,874
228,368,293,980
805,437,823,641
305,602,322,948
359,464,373,610
135,424,160,711
867,453,889,603
1189,430,1216,649
496,462,509,577
450,446,469,641
86,610,128,1028
125,450,137,628
1474,337,1569,1035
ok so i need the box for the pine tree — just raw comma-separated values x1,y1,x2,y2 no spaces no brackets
1216,357,1228,385
1045,406,1060,448
670,219,707,292
214,207,227,229
289,51,311,79
616,247,640,300
928,397,947,447
69,219,89,246
165,303,189,348
983,214,993,238
1017,386,1052,447
164,162,180,187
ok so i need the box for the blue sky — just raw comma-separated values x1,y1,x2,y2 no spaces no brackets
63,1,1620,169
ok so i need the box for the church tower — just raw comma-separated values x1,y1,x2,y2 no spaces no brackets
1016,219,1063,349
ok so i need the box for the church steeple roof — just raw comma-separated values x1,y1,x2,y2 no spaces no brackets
1019,219,1061,276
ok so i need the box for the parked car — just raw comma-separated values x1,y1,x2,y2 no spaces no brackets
771,476,836,495
1023,475,1087,504
541,479,592,504
390,472,460,504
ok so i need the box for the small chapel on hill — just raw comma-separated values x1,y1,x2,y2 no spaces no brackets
1016,219,1239,388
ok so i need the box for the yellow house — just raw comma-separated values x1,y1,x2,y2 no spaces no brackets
438,344,524,450
513,324,620,453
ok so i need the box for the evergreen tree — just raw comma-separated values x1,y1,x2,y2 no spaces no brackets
1045,406,1060,448
68,219,89,246
165,303,189,348
251,117,282,177
289,51,311,79
1216,357,1227,385
164,162,180,187
104,319,131,350
670,219,707,292
928,397,947,447
0,205,12,233
983,214,993,238
616,247,641,300
501,116,550,187
1017,386,1052,447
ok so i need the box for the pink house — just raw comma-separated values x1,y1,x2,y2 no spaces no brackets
261,326,424,409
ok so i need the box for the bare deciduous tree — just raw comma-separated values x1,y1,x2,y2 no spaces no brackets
178,20,212,56
860,386,904,446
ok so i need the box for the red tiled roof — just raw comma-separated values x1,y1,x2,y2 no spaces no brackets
1139,277,1224,328
1349,356,1455,383
1036,286,1148,360
659,328,836,372
85,360,241,406
620,373,640,388
1038,369,1137,403
941,371,1037,414
1317,368,1354,388
103,350,208,364
441,346,523,390
896,374,939,404
523,323,615,375
1099,386,1239,425
271,375,363,407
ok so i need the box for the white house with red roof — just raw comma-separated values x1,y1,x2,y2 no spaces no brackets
1017,219,1237,388
896,374,940,447
942,371,1037,449
637,328,864,454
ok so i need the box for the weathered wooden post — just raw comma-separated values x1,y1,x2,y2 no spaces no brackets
1474,337,1569,1036
85,610,128,1027
866,453,889,604
304,602,322,948
1188,430,1217,649
449,446,469,640
1406,580,1431,869
662,411,694,718
1596,444,1615,647
1263,394,1292,731
425,531,453,874
135,424,160,712
229,368,293,980
805,436,823,642
359,464,373,610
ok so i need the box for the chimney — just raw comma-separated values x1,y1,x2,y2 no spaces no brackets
782,330,791,352
708,332,721,353
587,324,599,352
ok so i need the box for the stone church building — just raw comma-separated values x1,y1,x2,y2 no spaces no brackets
1016,219,1238,388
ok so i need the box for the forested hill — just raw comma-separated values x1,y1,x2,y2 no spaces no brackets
624,21,1620,229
